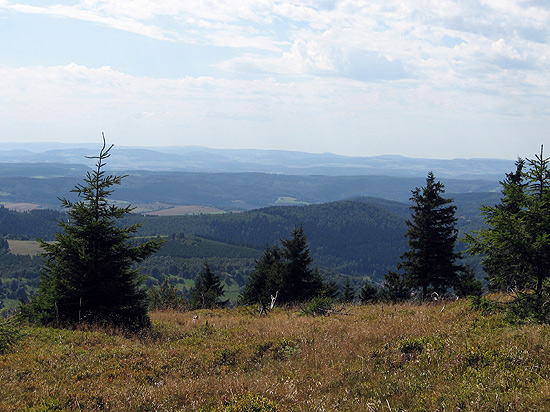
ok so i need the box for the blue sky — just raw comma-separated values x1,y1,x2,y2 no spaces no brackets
0,0,549,159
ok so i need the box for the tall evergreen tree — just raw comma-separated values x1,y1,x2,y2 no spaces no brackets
398,172,463,299
190,261,227,309
24,136,162,330
467,147,550,316
466,159,528,292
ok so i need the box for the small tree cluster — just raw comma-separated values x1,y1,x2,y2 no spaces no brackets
148,278,188,311
240,225,323,309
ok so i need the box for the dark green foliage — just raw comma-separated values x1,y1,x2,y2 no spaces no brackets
279,225,323,303
157,235,261,259
359,282,379,304
0,235,8,251
300,296,334,316
341,277,355,303
0,317,21,354
466,159,528,292
0,206,62,240
454,266,483,297
320,280,340,300
382,270,411,303
466,148,550,319
190,261,227,309
22,138,162,330
240,245,283,311
148,278,188,311
126,200,409,280
398,172,464,299
241,226,324,307
469,295,500,315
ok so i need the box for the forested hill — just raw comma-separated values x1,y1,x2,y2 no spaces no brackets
130,200,407,278
1,192,498,281
0,206,60,240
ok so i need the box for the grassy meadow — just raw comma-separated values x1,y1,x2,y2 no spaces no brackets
7,240,46,256
2,299,550,411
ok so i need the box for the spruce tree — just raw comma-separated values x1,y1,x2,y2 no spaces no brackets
190,261,227,309
240,245,282,311
341,278,355,303
359,282,379,304
240,226,323,306
466,147,550,317
398,172,463,299
25,136,162,330
279,225,323,303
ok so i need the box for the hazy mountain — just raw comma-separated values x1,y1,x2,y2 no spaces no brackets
0,143,515,179
0,168,502,210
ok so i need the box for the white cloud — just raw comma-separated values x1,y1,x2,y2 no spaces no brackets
1,1,549,158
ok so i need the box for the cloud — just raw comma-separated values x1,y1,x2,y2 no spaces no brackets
1,1,549,158
6,3,178,41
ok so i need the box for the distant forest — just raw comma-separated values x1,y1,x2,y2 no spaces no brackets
0,189,496,309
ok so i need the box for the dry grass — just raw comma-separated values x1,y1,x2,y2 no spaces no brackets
2,301,550,411
7,240,46,256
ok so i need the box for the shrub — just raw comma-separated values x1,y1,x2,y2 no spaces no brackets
0,317,21,354
300,296,334,316
218,392,280,412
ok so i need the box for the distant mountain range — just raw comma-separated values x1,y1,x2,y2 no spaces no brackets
0,142,515,179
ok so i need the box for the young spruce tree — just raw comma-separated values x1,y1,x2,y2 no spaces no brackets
397,172,463,300
189,261,227,309
279,225,323,303
240,225,323,306
25,136,162,330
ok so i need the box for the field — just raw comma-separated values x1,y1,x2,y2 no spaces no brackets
7,240,45,256
145,205,226,216
2,203,42,212
2,299,550,411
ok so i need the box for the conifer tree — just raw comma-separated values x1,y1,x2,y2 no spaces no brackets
398,172,463,299
24,136,162,330
341,278,355,303
359,282,379,304
467,147,550,316
240,245,282,310
190,261,227,309
279,225,323,303
382,270,411,303
240,225,323,306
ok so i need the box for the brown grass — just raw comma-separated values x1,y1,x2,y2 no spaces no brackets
2,301,550,411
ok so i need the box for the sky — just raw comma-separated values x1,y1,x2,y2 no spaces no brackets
0,0,549,159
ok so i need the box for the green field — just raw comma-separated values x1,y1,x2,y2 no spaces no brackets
274,196,310,205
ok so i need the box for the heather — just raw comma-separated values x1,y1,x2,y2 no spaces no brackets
2,300,550,411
